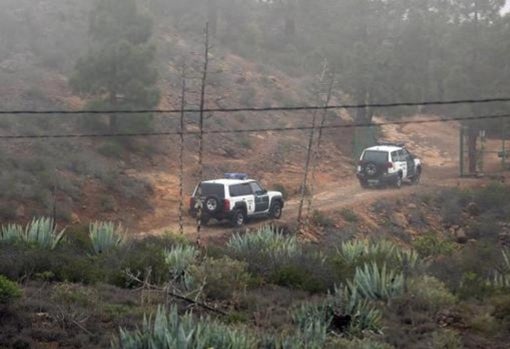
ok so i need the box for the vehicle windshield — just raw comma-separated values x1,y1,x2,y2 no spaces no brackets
362,150,388,163
196,183,225,198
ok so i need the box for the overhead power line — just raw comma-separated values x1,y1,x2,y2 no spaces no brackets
1,113,509,140
0,97,509,116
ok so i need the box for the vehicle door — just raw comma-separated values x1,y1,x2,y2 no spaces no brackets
396,150,408,178
230,183,256,215
402,149,415,177
250,181,270,213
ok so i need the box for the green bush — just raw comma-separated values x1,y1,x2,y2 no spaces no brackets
340,208,358,223
430,329,462,349
413,232,455,258
0,275,21,304
190,257,250,301
408,276,456,314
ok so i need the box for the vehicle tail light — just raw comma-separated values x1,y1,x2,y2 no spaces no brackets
223,199,231,212
189,197,196,209
386,162,393,169
358,160,364,165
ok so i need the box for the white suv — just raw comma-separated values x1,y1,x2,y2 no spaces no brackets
356,143,422,188
189,173,284,227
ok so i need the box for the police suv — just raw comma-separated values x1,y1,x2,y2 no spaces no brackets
189,173,285,227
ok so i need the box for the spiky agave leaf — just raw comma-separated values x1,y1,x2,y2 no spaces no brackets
22,217,65,249
0,224,23,242
348,262,404,302
164,244,199,280
89,221,125,254
227,225,300,261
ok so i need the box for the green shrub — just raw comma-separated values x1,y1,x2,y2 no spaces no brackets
413,232,455,258
408,276,456,314
311,210,335,228
340,208,358,223
190,257,250,301
114,237,176,287
0,275,21,304
89,221,125,254
430,329,462,349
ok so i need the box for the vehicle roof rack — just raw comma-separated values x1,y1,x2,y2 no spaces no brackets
377,141,406,148
224,173,248,180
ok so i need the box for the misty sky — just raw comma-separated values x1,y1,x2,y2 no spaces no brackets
504,0,510,13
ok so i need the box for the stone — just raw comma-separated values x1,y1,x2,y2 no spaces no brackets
455,228,468,244
390,212,408,228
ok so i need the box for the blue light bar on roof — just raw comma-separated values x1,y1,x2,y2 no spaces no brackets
224,173,248,180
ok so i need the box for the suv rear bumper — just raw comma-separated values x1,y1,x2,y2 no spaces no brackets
189,208,234,221
357,172,400,185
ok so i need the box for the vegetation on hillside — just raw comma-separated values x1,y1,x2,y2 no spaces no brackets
1,185,510,347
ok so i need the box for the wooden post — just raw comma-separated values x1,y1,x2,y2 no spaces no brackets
178,63,186,235
460,126,465,177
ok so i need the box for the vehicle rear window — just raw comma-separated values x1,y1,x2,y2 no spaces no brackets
362,151,388,163
198,183,225,198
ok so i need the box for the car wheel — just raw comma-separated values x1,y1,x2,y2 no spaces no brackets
231,209,246,227
204,196,220,214
412,168,421,185
270,201,283,219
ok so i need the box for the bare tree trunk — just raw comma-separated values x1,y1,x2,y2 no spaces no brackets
297,61,329,226
178,63,187,235
196,23,210,246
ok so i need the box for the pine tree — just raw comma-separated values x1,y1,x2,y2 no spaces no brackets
71,0,160,133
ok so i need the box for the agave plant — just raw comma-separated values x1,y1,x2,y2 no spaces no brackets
488,249,510,289
333,286,382,336
0,224,23,243
114,305,258,349
22,217,65,249
348,262,404,302
89,221,125,254
164,244,199,280
291,303,330,349
227,226,300,261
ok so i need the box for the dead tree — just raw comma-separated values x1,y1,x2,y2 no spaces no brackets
307,69,335,217
196,23,211,246
297,60,329,226
178,62,187,235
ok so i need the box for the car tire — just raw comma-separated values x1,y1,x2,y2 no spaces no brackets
204,196,220,214
270,201,283,219
231,209,246,227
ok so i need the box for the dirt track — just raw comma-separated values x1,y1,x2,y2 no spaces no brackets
142,115,506,240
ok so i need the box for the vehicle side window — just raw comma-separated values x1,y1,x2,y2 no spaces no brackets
391,151,399,162
397,150,405,161
229,185,241,197
239,183,253,196
249,182,264,194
